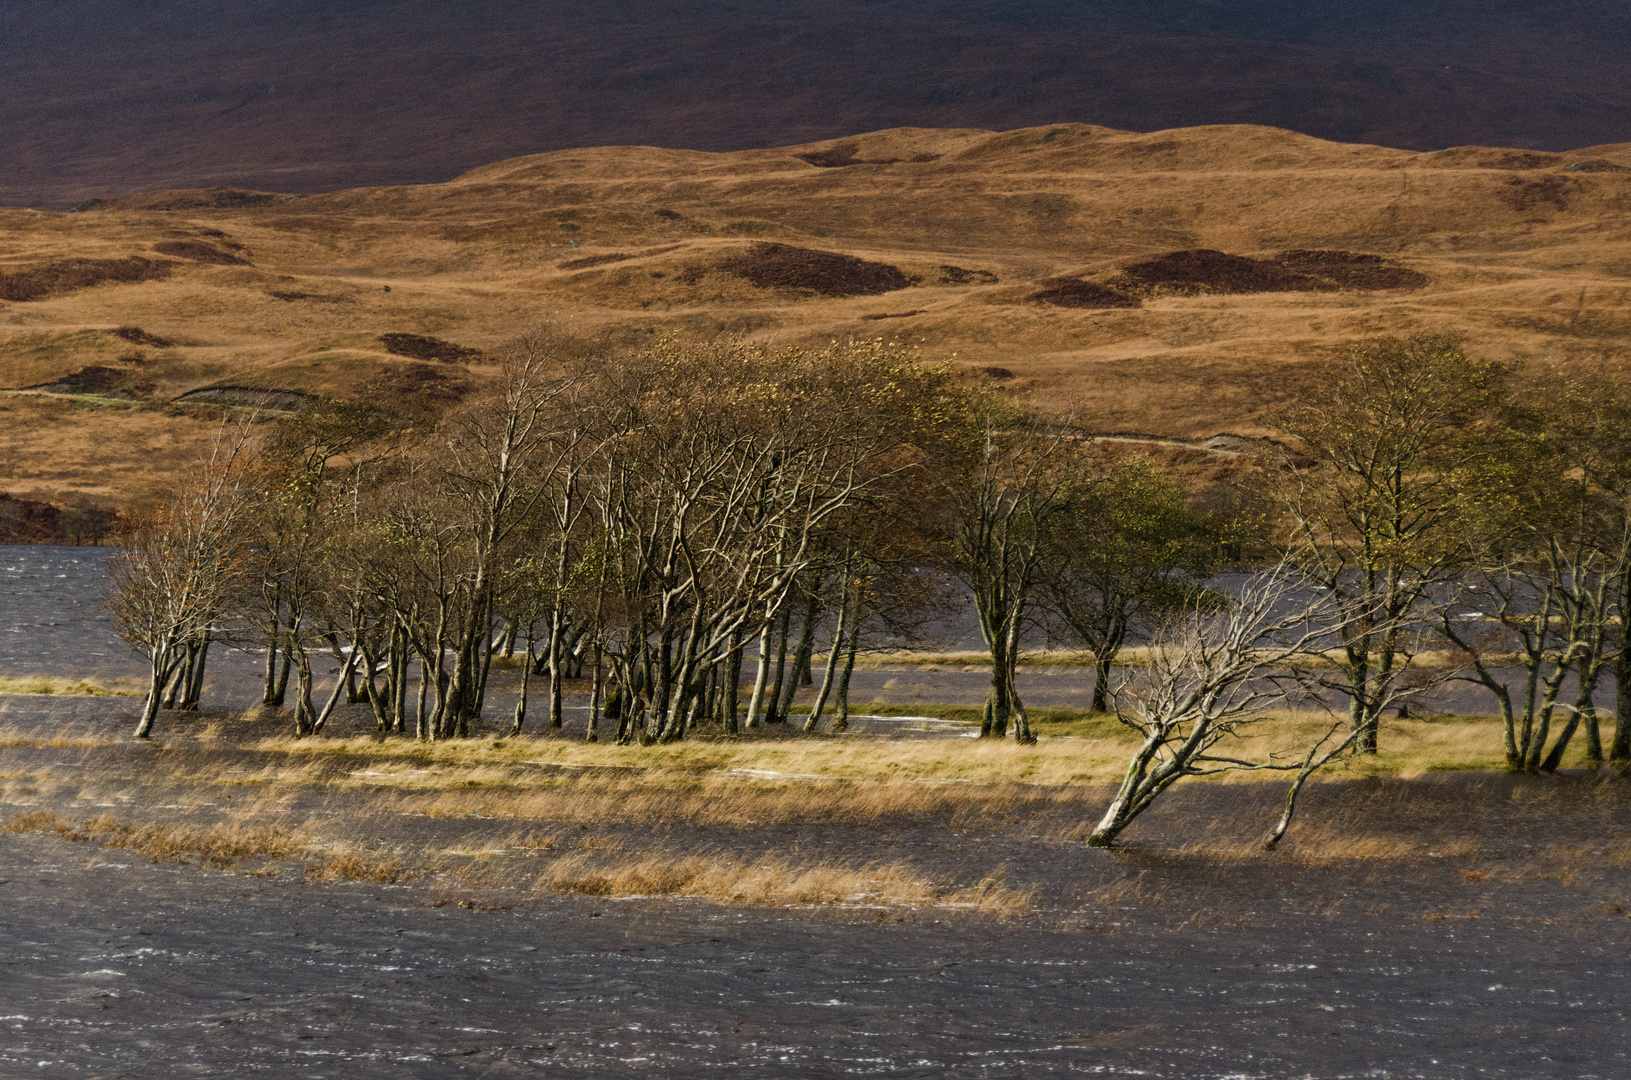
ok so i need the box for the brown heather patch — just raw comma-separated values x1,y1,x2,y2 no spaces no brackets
1028,277,1140,309
712,243,912,296
0,256,173,301
376,332,485,364
152,240,250,266
107,325,174,347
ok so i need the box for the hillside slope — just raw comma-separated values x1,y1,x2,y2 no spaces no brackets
3,122,1631,507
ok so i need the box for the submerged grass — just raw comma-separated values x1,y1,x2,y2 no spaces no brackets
0,676,141,698
533,851,1033,914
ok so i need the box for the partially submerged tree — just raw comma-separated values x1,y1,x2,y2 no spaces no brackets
1270,333,1523,753
109,420,255,738
1043,458,1223,713
941,397,1084,743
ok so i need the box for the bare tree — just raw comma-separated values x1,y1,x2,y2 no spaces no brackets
941,397,1083,743
109,419,256,738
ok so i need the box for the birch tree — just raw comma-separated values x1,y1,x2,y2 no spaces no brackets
110,420,256,738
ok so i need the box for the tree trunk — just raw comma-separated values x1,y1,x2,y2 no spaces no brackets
744,620,773,731
547,610,565,730
312,650,360,734
723,629,743,736
292,646,316,737
134,647,176,739
778,590,820,722
803,595,848,732
1614,636,1631,763
832,608,862,733
586,641,603,743
1091,653,1112,714
262,620,283,706
510,638,534,737
765,603,794,724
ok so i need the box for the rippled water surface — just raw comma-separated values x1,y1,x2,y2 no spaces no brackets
2,546,1629,1076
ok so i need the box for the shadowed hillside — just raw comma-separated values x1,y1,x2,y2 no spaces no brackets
3,0,1631,208
3,122,1631,507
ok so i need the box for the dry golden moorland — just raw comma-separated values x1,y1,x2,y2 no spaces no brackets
3,121,1631,508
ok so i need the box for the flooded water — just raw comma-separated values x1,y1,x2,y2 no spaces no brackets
4,546,1631,1076
0,545,1613,719
2,820,1628,1078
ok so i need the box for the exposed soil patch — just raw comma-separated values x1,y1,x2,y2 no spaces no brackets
860,309,924,321
712,243,912,296
1028,277,1141,308
1110,249,1325,297
107,325,173,347
153,240,250,265
937,265,999,285
1273,250,1427,290
376,332,485,364
172,386,308,411
0,257,173,302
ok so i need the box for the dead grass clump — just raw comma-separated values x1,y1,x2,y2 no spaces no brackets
0,810,69,835
537,850,1028,912
304,851,415,883
1273,250,1427,290
713,243,911,296
1110,249,1326,297
1028,277,1140,308
377,333,485,364
0,256,173,301
8,813,305,865
0,675,141,697
152,240,249,265
108,326,173,347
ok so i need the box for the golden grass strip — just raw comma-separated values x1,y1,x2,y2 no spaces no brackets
0,676,142,697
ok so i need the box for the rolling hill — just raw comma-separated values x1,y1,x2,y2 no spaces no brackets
3,0,1631,210
3,122,1630,510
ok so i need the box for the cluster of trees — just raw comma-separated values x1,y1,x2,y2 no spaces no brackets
109,329,1631,845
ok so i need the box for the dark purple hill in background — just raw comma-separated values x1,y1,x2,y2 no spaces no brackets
4,0,1630,207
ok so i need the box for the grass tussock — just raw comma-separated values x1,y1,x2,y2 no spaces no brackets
303,851,417,884
0,676,141,698
535,851,1033,914
3,811,303,866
